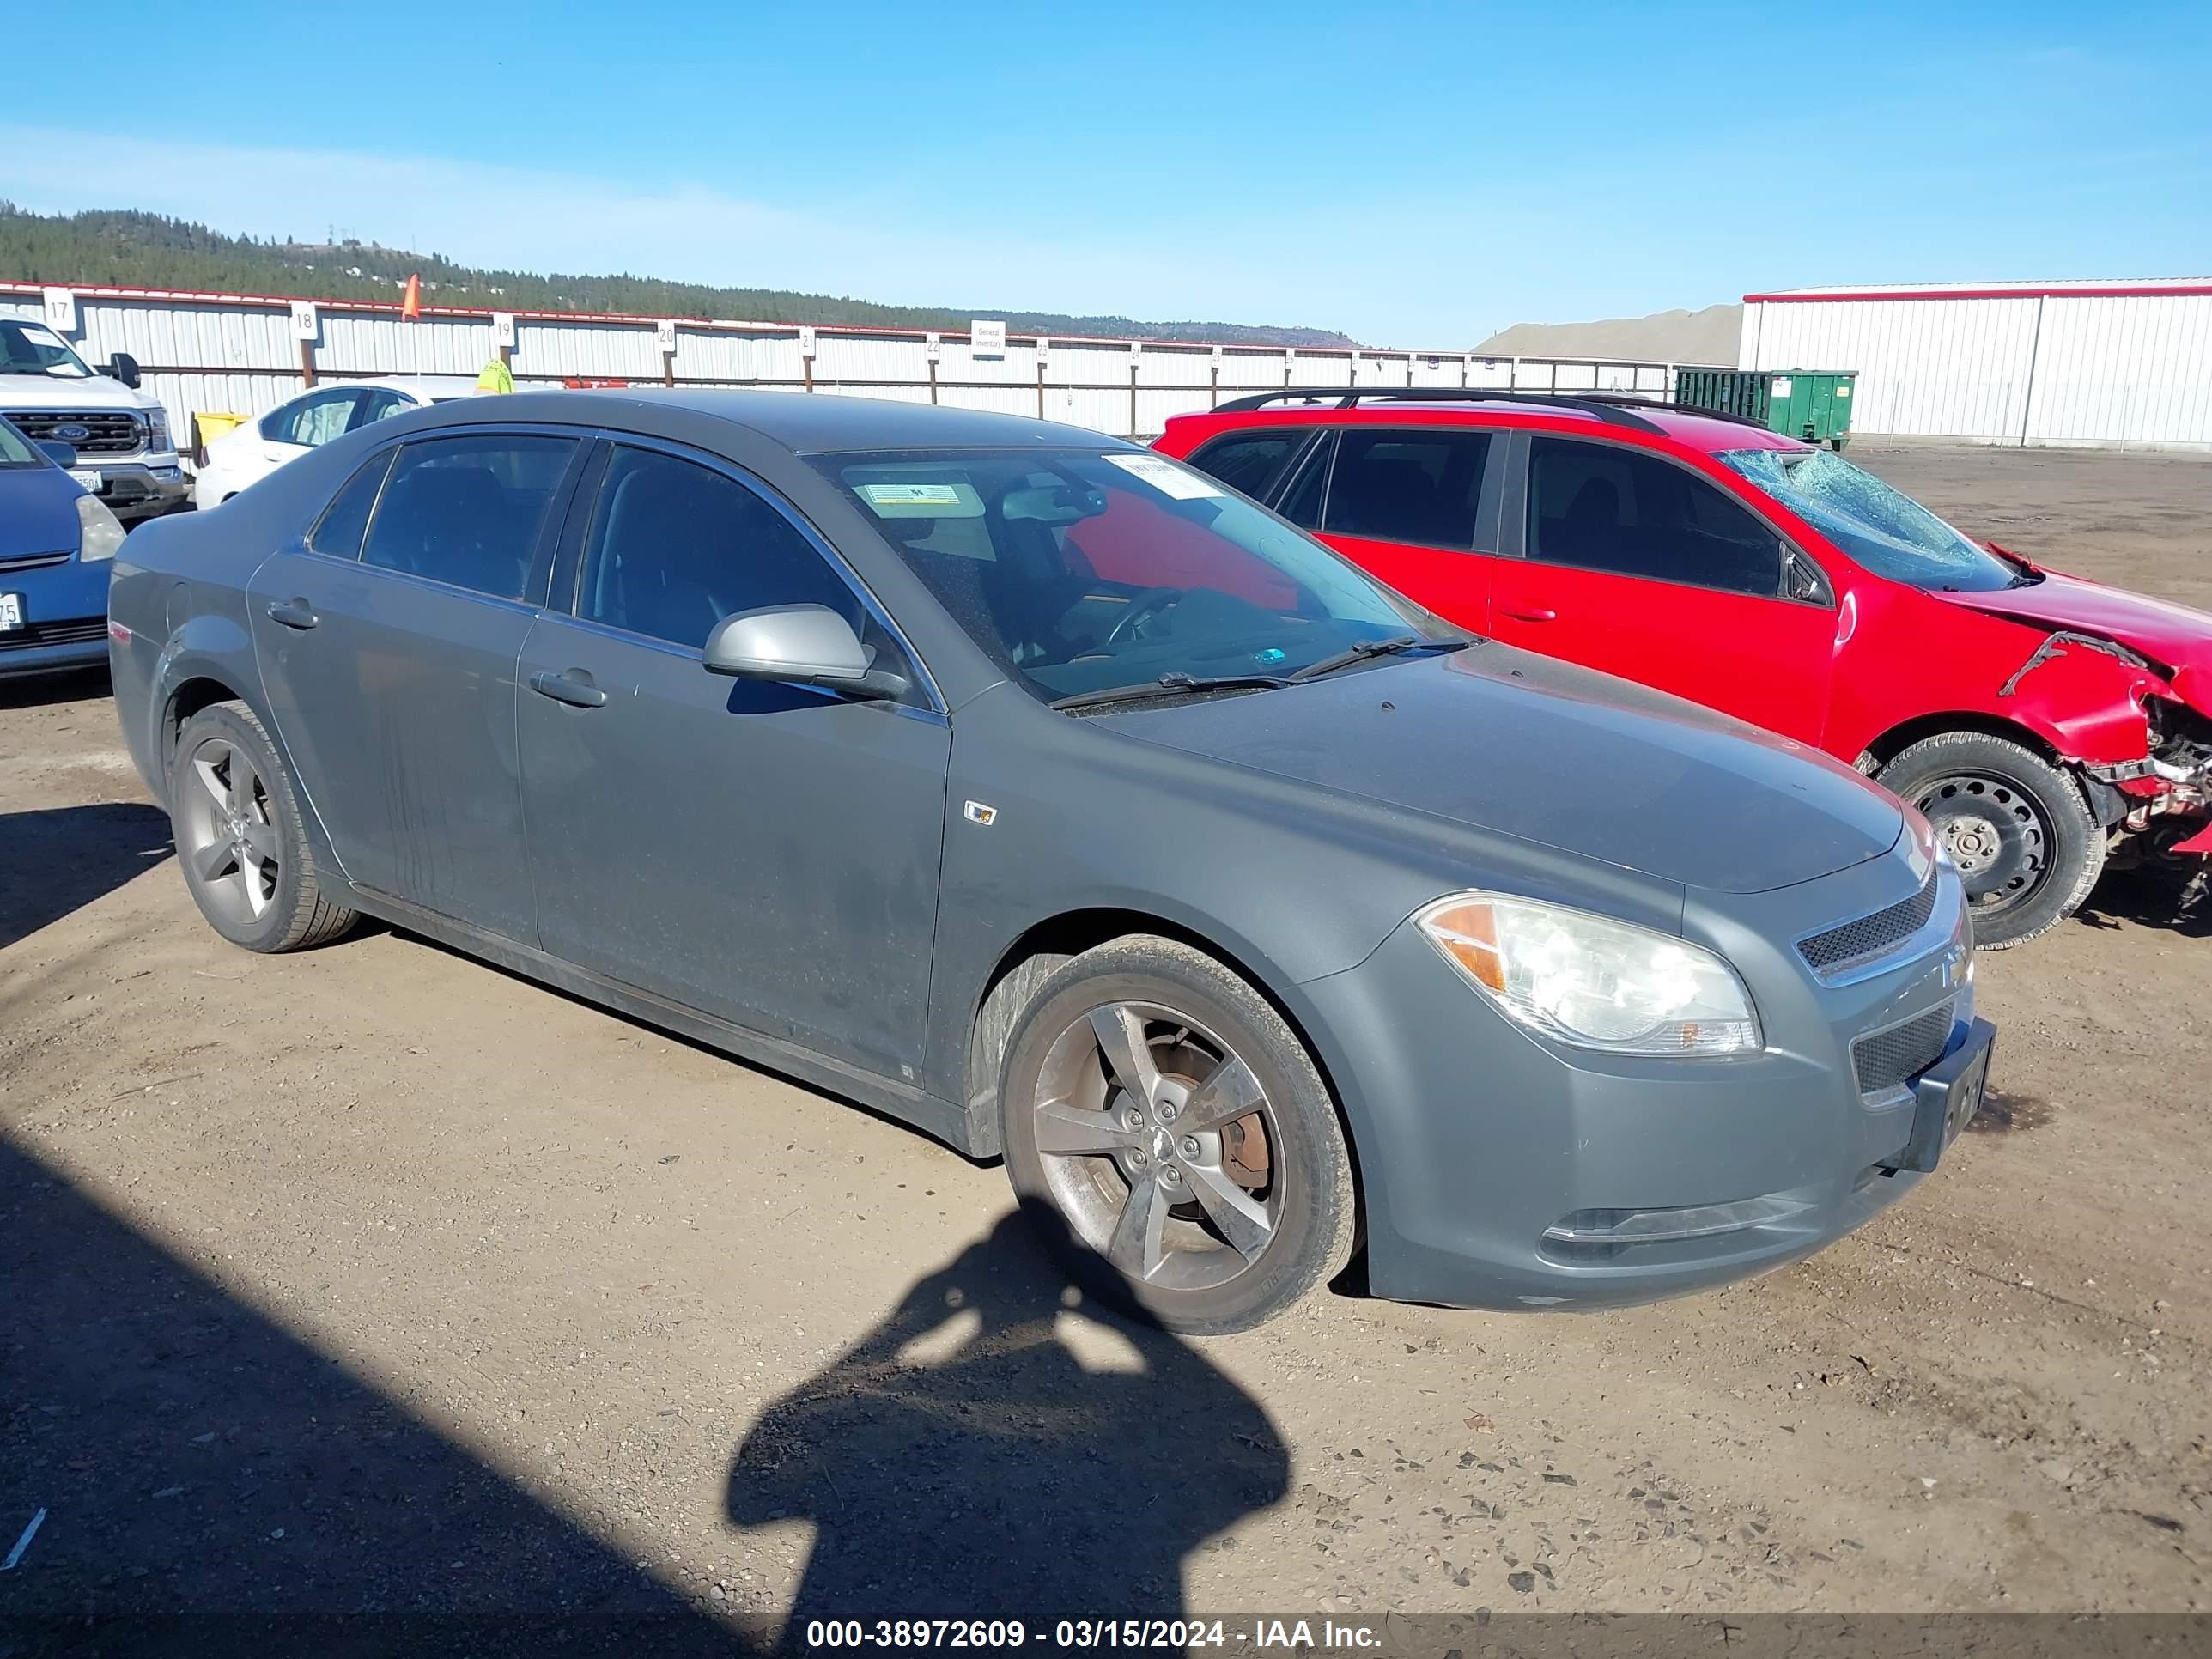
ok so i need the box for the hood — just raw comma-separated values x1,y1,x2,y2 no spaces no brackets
1935,570,2212,695
0,465,86,560
0,371,156,412
1104,645,1904,895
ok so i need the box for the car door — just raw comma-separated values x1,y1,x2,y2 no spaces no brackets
1488,434,1838,744
246,428,586,941
514,439,951,1083
1269,427,1504,634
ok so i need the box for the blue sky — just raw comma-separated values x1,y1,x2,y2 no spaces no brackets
4,1,2209,344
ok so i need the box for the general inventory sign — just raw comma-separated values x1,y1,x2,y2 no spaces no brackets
970,319,1006,356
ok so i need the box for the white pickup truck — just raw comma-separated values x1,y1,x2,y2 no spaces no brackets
1,315,189,523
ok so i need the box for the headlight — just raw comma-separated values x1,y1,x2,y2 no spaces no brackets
147,408,171,451
76,494,125,562
1416,891,1762,1057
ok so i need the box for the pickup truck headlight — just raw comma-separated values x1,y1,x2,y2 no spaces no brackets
146,408,172,451
1417,892,1762,1057
76,494,125,562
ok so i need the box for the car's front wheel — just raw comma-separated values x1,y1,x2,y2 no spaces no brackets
1878,731,2104,949
998,936,1357,1334
169,700,356,953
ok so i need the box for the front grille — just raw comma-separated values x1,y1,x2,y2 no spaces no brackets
0,617,106,652
1799,871,1940,980
6,410,145,456
0,550,72,574
1851,1003,1954,1097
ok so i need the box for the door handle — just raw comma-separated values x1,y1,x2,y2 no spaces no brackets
528,669,608,709
264,598,319,630
1502,606,1558,623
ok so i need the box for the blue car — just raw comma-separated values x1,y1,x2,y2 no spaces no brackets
0,421,125,676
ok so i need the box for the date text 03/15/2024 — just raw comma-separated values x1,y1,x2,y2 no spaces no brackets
801,1620,1384,1650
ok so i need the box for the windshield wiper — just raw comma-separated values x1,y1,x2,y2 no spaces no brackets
1048,671,1293,712
1287,634,1473,683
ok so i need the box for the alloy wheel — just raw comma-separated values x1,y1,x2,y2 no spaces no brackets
1030,1000,1285,1292
178,736,282,925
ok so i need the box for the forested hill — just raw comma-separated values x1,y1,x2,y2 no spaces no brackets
0,204,1362,349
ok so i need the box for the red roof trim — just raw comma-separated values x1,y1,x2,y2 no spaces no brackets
1745,283,2212,303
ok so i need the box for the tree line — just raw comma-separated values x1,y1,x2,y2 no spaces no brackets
0,204,1360,349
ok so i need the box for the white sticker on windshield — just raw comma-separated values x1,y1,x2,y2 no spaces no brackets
20,325,68,351
1101,453,1224,500
854,479,985,518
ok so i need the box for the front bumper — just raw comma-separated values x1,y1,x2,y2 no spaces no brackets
1298,854,1980,1311
0,558,111,678
87,460,191,521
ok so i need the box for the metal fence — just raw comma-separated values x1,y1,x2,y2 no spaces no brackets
3,281,1704,458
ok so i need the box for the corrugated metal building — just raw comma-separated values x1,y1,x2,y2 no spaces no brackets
1739,279,2212,449
3,279,1692,453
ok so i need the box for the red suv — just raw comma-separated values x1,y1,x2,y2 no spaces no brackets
1157,390,2212,947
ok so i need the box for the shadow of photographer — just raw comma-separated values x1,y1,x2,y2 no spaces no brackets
725,1202,1286,1635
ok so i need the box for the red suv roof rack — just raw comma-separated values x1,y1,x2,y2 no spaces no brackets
1208,386,1668,434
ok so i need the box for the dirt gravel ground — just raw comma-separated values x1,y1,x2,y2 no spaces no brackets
1,441,2208,1647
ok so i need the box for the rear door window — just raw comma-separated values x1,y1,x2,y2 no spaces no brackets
1184,430,1309,501
264,389,362,447
1525,437,1784,598
1323,429,1492,550
307,451,396,559
360,433,578,601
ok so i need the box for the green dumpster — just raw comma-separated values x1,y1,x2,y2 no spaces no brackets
1674,368,1857,450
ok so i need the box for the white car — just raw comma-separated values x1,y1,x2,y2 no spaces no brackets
192,376,482,507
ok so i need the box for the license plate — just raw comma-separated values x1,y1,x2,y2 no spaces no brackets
1942,1044,1990,1151
0,593,21,632
69,468,101,494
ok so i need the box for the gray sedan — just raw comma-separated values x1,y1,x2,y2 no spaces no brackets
108,391,1994,1333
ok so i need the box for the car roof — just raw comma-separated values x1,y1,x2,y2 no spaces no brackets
414,386,1143,454
353,374,483,398
1170,395,1808,458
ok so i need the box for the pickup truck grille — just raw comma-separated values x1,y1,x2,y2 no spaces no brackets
6,410,145,456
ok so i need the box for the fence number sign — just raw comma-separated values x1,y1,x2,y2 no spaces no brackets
925,332,942,362
491,312,516,349
970,319,1006,356
41,288,75,332
655,319,678,355
798,326,817,359
289,301,318,341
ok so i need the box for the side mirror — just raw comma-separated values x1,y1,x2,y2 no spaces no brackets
702,605,908,700
35,440,79,470
103,352,143,390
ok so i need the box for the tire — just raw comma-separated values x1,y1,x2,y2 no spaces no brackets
1877,731,2104,950
168,699,356,953
998,935,1357,1335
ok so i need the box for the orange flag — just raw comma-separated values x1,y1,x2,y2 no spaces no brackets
399,273,422,320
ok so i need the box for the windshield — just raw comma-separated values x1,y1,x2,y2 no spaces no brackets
1720,447,2025,592
0,419,39,466
0,320,95,380
815,447,1443,704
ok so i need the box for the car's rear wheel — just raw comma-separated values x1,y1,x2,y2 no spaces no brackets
170,700,356,953
1877,731,2103,949
998,936,1357,1334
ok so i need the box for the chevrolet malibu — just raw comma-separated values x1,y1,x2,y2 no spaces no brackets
109,391,1993,1333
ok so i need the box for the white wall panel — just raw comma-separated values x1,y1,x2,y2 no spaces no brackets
4,282,1709,449
1741,285,2212,447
